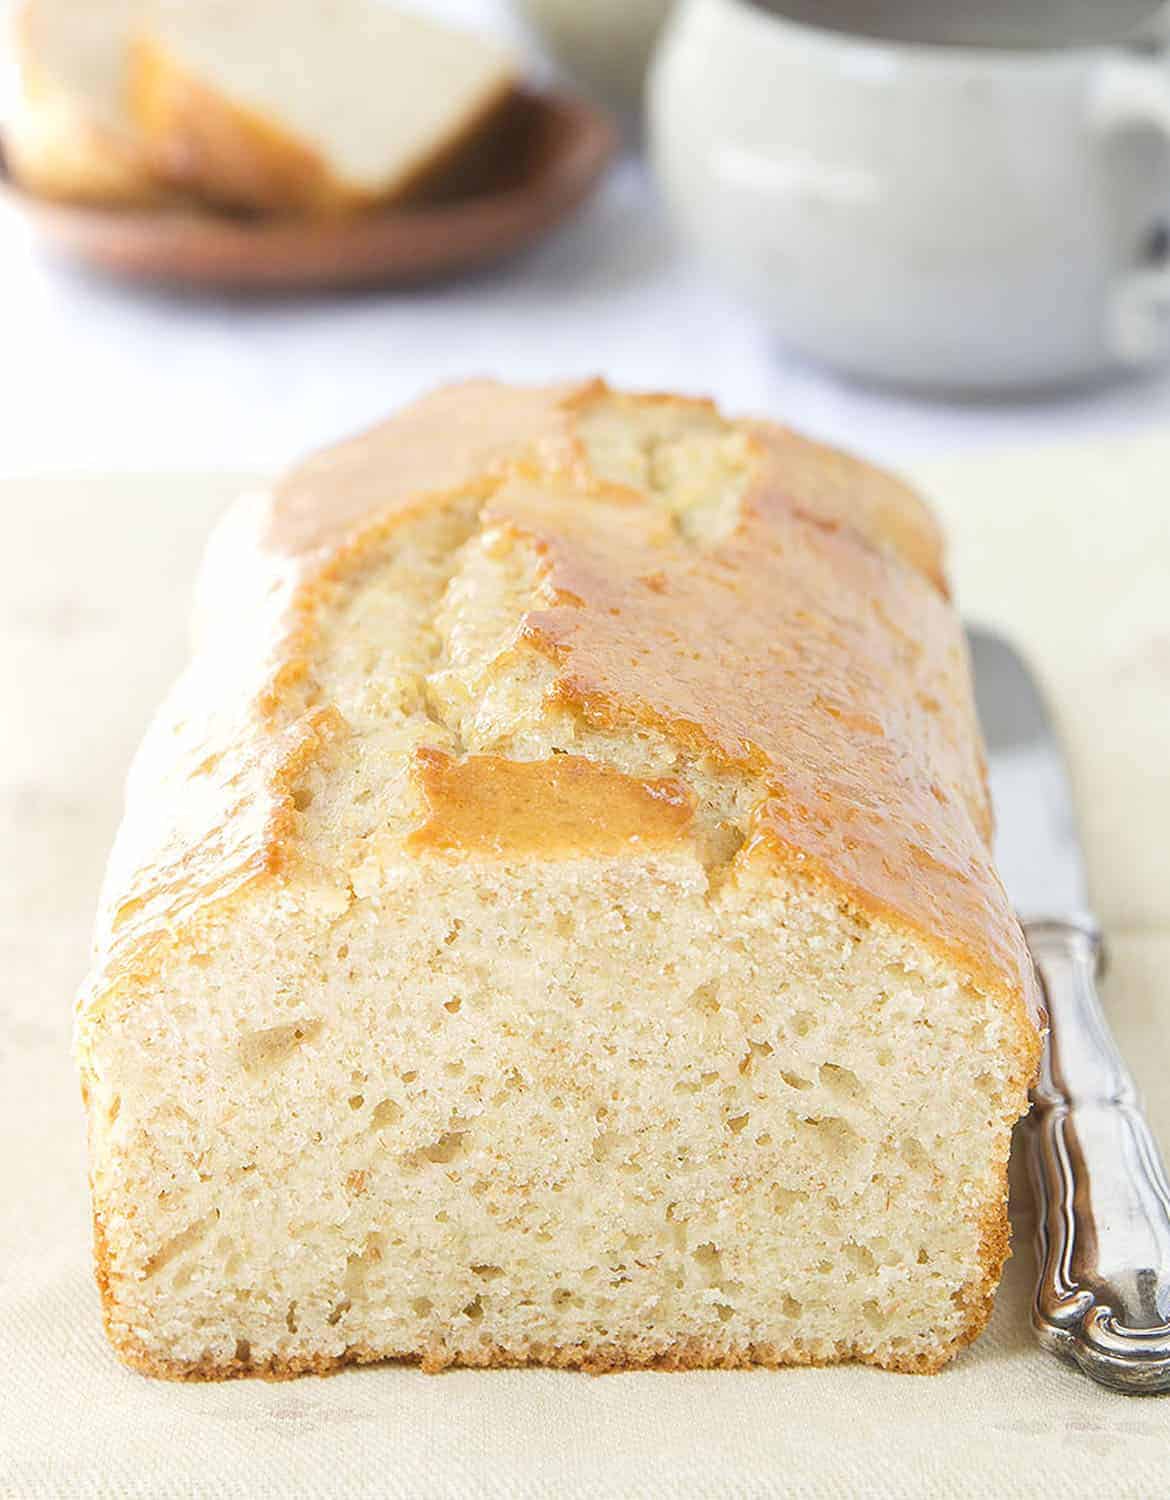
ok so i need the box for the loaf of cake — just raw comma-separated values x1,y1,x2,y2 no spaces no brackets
75,380,1041,1379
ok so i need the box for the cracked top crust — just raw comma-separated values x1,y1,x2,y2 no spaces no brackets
407,750,697,857
77,379,1039,1047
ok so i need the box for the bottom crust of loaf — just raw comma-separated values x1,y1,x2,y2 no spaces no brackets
101,1324,981,1381
93,1208,1006,1381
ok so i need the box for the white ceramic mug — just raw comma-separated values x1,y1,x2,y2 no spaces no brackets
649,0,1170,389
514,0,675,110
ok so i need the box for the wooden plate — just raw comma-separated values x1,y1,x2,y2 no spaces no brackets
0,88,618,292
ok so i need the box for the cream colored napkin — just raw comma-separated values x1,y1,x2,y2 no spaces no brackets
2,446,1168,1499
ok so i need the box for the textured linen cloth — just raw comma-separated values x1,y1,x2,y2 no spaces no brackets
2,439,1169,1498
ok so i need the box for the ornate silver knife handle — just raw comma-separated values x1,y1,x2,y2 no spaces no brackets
1023,919,1170,1393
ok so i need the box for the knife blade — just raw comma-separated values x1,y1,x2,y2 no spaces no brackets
967,626,1089,924
967,624,1170,1394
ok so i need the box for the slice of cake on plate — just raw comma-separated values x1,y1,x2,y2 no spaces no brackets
129,0,519,212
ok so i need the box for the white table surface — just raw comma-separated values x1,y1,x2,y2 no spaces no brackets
4,0,1170,478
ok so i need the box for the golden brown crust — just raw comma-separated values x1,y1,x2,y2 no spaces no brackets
77,379,1042,1046
747,421,948,596
267,380,941,575
271,381,579,557
84,699,346,1011
107,1336,964,1381
407,749,696,857
958,1157,1016,1351
553,383,947,590
493,469,1036,1019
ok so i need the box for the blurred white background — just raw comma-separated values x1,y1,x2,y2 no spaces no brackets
4,0,1170,475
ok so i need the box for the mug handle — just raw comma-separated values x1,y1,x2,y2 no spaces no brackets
1090,56,1170,366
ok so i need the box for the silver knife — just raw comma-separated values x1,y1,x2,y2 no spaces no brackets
969,625,1170,1393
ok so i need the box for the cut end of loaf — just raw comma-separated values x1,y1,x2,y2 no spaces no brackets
76,379,1039,1381
85,854,1025,1381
